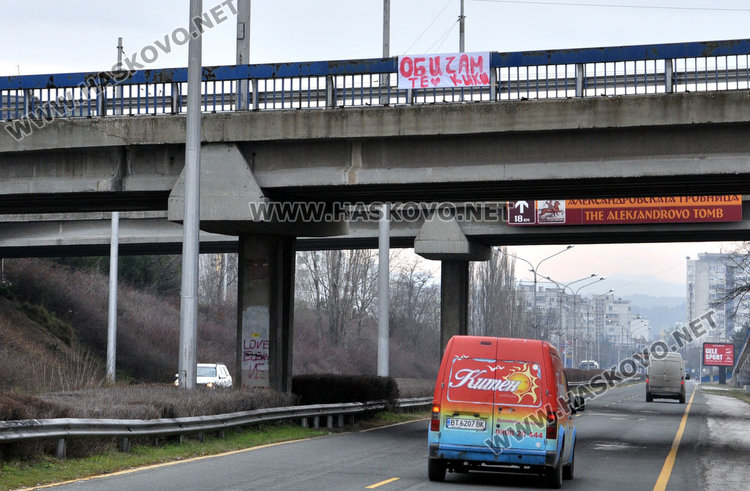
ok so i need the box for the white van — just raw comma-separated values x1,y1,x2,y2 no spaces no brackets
646,352,685,403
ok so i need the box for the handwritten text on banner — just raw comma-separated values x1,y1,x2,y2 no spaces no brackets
397,52,490,89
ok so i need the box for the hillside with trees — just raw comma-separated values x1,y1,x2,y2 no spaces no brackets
0,248,536,395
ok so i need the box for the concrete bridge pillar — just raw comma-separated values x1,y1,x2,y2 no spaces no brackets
414,214,490,356
237,234,295,392
440,259,469,354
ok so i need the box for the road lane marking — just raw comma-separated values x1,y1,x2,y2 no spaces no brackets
366,477,400,488
653,389,696,491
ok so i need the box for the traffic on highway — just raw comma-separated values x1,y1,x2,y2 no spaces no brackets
45,380,748,490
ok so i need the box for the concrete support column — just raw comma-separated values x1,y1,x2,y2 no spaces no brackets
440,259,469,355
237,234,295,392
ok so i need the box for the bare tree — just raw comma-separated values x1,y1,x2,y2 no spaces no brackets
470,247,530,338
296,250,378,346
389,258,440,348
199,254,238,306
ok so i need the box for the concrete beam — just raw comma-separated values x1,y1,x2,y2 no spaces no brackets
168,143,347,237
5,91,750,153
414,215,490,261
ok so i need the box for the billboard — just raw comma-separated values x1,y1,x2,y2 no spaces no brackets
507,196,742,226
703,342,735,367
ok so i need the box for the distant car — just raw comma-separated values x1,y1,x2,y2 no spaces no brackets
578,360,600,370
174,363,233,388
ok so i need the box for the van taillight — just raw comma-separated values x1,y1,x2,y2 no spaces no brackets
646,378,649,384
430,404,440,432
546,408,557,440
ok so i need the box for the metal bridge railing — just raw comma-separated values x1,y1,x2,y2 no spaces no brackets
2,39,750,122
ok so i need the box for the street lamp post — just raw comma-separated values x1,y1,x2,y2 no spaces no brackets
572,278,607,366
589,289,614,363
542,273,598,366
500,246,573,338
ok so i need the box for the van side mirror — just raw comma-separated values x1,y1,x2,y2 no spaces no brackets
685,373,691,380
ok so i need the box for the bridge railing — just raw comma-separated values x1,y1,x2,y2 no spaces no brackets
2,39,750,122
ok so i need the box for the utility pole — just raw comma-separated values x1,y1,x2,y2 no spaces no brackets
459,0,465,52
236,0,250,110
377,1,391,377
178,0,203,390
106,38,123,384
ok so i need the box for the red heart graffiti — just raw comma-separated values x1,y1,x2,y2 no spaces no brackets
431,77,441,86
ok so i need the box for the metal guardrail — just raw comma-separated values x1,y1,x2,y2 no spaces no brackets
2,39,750,123
0,397,432,458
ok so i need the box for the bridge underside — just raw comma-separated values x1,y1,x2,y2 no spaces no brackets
3,91,750,391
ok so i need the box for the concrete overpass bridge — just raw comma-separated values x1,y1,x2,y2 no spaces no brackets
2,38,750,391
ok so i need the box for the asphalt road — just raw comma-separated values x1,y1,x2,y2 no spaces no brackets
46,381,749,490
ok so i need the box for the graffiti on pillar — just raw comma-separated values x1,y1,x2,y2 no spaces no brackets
242,306,270,389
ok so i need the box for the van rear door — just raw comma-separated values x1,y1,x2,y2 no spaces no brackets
443,337,497,449
489,341,546,454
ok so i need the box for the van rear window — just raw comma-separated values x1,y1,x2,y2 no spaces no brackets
446,357,542,407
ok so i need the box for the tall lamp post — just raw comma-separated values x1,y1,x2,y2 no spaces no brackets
571,277,607,366
542,273,597,366
500,246,573,337
588,289,614,363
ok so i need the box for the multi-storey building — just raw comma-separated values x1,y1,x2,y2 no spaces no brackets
687,252,749,340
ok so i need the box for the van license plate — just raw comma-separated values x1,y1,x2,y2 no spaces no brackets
446,418,486,431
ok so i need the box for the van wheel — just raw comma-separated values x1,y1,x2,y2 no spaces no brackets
428,459,446,482
646,392,653,402
679,393,685,404
563,440,575,480
545,455,563,489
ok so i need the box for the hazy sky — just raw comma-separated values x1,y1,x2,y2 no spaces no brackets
2,0,747,293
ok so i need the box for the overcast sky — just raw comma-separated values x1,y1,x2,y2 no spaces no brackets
2,0,747,294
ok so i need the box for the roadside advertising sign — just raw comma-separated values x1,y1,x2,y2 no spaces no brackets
506,196,742,226
703,342,735,367
397,52,490,89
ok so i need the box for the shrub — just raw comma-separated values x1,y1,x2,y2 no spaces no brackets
292,374,399,407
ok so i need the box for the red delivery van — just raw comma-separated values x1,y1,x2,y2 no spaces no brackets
427,335,583,488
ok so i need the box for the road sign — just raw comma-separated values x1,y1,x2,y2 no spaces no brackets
507,200,536,225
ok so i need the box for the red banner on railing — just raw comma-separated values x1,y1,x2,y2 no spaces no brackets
397,52,490,89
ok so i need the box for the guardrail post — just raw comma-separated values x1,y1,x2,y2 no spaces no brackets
251,79,259,110
24,89,33,116
664,59,674,93
490,67,498,101
171,83,180,114
576,63,586,97
406,88,413,105
326,75,336,108
120,437,130,453
56,438,66,459
326,415,333,429
313,416,320,429
301,417,308,428
97,87,107,116
197,432,205,443
575,63,585,97
337,415,344,428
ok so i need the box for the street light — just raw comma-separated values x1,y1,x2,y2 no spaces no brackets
500,246,573,336
542,273,598,367
571,277,607,366
587,289,614,363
